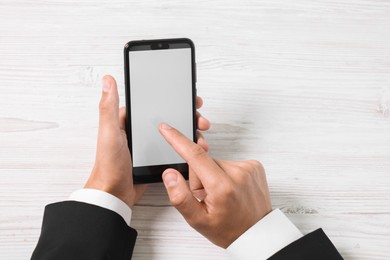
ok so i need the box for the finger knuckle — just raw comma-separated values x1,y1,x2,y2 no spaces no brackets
230,163,255,185
245,160,265,175
238,162,253,174
169,191,188,208
237,169,253,185
250,160,263,169
188,144,206,159
225,183,236,198
217,179,236,200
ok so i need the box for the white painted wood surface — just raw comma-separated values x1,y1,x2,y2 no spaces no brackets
0,0,389,259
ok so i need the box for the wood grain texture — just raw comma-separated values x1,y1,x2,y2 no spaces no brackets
0,0,389,259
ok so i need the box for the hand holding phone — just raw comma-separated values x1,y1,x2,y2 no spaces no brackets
85,75,210,207
85,75,146,208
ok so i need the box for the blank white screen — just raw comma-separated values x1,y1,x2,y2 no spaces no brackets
129,48,193,167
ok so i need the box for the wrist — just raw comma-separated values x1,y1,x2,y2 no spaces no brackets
69,188,133,225
84,177,134,208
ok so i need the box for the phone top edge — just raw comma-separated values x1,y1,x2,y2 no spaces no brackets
124,38,194,52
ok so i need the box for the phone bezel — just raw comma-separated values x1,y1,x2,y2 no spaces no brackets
124,38,197,184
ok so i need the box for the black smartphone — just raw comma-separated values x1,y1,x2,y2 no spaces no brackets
124,38,197,184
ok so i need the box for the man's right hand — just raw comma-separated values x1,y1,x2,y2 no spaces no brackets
159,123,272,248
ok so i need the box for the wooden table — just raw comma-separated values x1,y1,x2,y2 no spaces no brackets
1,0,389,259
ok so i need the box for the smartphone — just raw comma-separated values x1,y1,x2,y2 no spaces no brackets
124,38,197,184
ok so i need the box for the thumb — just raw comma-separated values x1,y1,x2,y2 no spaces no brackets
98,75,120,136
163,169,205,223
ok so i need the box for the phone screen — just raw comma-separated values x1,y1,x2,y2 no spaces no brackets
125,39,196,182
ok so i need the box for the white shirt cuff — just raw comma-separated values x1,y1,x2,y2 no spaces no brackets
227,208,303,260
69,189,132,226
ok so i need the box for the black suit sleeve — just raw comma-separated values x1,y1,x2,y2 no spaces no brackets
31,201,137,260
32,201,342,260
269,228,343,260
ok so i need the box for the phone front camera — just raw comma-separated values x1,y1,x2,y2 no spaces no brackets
158,43,162,48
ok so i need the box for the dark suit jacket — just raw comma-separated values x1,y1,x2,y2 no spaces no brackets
31,201,343,260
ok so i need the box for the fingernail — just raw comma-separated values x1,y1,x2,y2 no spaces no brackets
160,122,172,130
102,77,111,93
164,172,177,187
